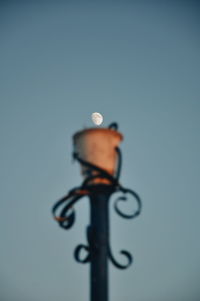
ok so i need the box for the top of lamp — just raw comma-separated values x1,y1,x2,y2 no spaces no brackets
73,127,123,142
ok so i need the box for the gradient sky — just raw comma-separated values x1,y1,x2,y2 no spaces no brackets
0,1,200,301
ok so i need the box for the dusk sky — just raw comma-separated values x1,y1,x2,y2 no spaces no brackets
0,1,200,301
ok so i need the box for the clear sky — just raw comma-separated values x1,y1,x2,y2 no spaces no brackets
0,1,200,301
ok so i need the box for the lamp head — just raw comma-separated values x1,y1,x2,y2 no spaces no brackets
73,127,123,184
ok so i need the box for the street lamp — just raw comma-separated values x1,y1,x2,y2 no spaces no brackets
52,122,142,301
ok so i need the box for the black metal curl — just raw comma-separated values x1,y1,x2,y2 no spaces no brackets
74,244,90,263
114,188,142,219
108,122,118,130
108,245,133,269
115,146,121,181
74,226,92,264
52,191,87,230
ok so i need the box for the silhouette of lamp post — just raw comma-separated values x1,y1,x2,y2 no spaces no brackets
52,123,142,301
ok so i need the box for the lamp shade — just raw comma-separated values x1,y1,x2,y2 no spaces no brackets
73,127,123,183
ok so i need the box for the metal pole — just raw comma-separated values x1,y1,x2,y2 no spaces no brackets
52,125,142,301
89,188,111,301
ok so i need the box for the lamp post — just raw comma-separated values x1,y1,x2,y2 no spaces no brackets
52,123,142,301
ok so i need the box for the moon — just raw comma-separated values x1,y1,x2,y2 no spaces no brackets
91,112,103,126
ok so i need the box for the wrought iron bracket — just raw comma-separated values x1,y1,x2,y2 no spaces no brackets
52,123,142,270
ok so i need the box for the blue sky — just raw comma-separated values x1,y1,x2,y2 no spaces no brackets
0,1,200,301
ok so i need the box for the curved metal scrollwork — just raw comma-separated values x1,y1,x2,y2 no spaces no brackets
108,245,133,269
74,226,92,264
52,122,142,269
114,188,142,219
74,244,91,263
52,188,89,230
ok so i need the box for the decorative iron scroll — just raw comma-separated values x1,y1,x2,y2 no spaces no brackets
52,123,142,269
108,246,133,270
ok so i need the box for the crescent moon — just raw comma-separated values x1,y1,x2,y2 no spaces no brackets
91,112,103,126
